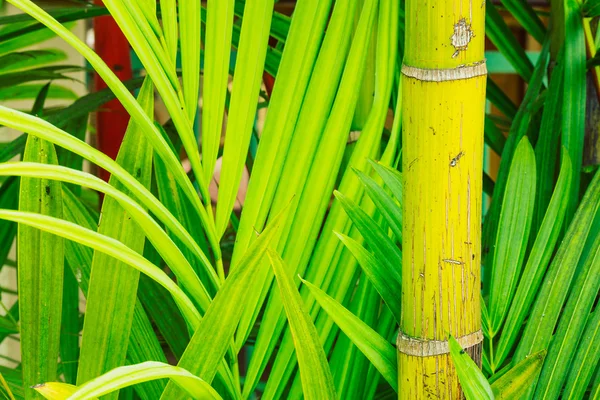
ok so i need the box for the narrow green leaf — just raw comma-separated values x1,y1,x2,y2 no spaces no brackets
354,169,402,242
0,210,202,329
159,207,287,399
494,153,572,367
159,0,177,64
489,137,536,334
499,0,546,43
449,336,494,400
562,308,600,400
534,228,600,398
267,251,336,400
491,350,545,399
562,0,587,222
202,0,235,183
59,263,79,384
336,233,401,320
6,0,214,247
533,53,563,233
514,169,600,367
76,77,154,392
485,0,534,82
0,161,214,311
215,0,275,238
486,78,518,120
335,190,402,276
35,362,221,400
303,278,398,391
18,135,64,399
0,49,67,73
178,0,200,122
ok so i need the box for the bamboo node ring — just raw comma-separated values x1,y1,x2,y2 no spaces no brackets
396,330,483,357
401,62,487,82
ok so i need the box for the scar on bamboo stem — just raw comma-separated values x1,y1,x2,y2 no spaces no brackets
451,18,474,58
450,151,464,167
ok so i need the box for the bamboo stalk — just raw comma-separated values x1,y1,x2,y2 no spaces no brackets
399,1,486,398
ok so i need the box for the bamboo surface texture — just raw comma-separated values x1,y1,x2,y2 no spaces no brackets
399,0,486,398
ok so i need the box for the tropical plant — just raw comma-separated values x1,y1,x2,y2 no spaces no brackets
0,0,598,399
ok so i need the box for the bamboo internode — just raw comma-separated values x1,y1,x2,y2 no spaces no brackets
399,0,486,398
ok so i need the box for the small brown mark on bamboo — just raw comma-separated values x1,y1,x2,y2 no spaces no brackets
450,151,464,167
409,157,419,170
45,186,50,195
451,18,475,58
429,126,436,135
442,258,464,265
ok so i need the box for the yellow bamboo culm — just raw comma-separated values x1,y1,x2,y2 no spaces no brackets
399,1,486,398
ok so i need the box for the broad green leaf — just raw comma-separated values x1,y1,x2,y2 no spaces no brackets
562,0,587,222
35,362,221,400
215,0,275,238
0,65,80,89
76,77,154,393
514,169,600,367
0,210,201,329
534,227,600,398
201,0,234,184
0,84,76,101
449,336,494,400
489,137,536,334
562,308,600,400
159,207,287,399
336,232,401,320
491,350,545,399
18,135,64,399
267,251,336,400
303,278,398,391
494,153,571,368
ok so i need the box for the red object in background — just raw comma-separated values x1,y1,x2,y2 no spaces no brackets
93,0,132,182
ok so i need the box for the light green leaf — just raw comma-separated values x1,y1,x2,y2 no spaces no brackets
494,153,571,367
336,232,401,320
35,362,221,400
178,0,200,122
0,210,201,329
267,251,336,400
201,0,234,184
489,137,536,334
514,169,600,368
215,0,275,238
76,77,154,392
491,350,545,399
562,308,600,400
18,135,64,399
302,278,398,391
159,206,287,399
449,336,494,400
